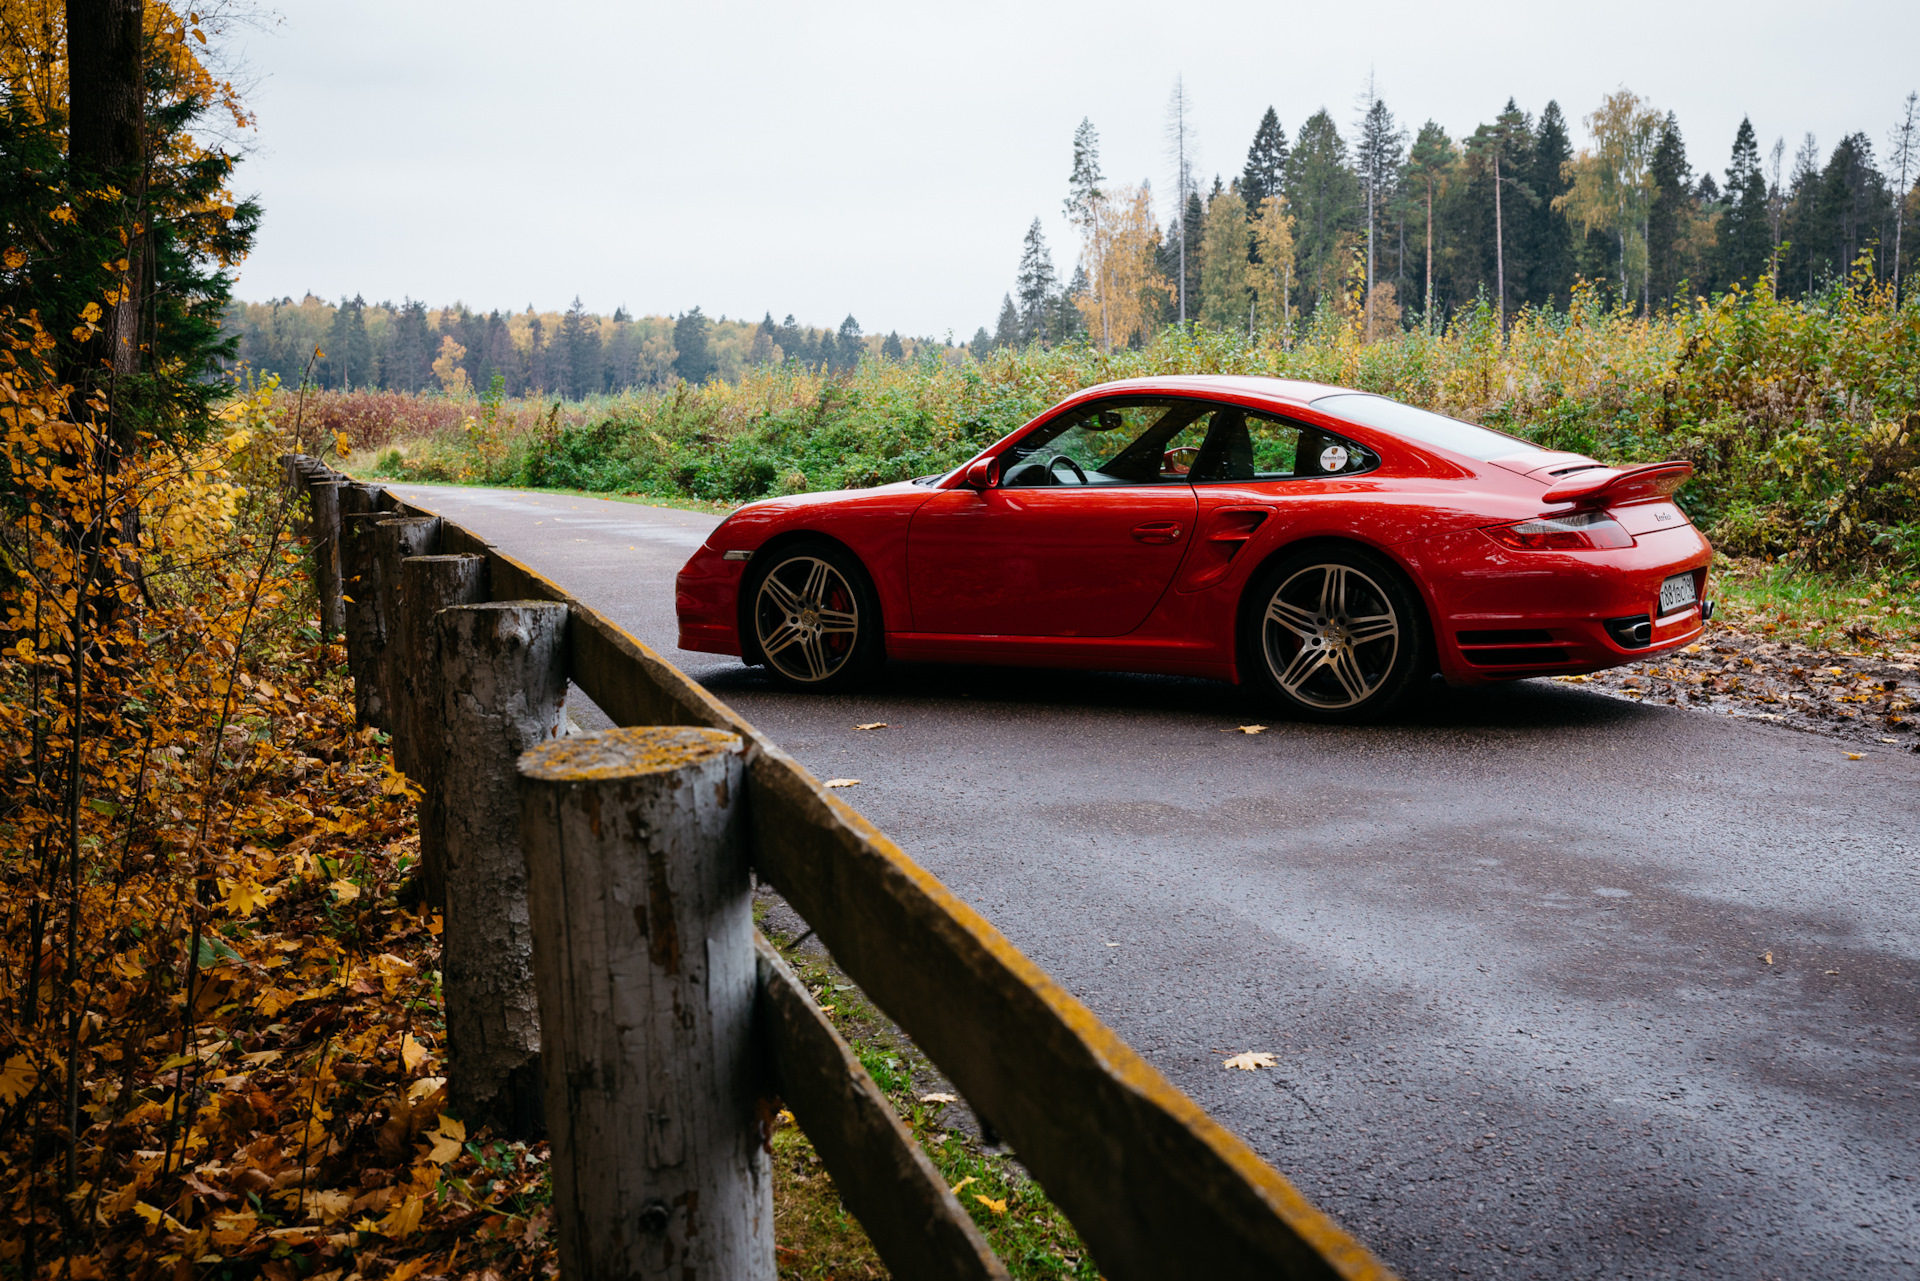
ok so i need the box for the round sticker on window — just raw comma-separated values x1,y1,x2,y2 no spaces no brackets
1319,444,1350,472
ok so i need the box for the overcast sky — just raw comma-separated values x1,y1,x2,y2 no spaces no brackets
224,0,1917,336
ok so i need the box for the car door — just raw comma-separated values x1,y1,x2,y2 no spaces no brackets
906,399,1207,637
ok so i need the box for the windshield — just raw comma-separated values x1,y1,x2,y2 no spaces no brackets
1310,393,1534,462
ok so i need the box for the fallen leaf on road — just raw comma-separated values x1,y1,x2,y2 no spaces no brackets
920,1092,958,1104
950,1176,977,1194
823,778,860,788
1845,752,1863,760
1224,1051,1278,1071
1824,969,1839,975
853,722,888,731
1237,725,1267,735
974,1194,1008,1215
1761,952,1773,965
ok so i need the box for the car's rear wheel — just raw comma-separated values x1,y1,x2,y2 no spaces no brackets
1242,545,1429,722
743,539,882,690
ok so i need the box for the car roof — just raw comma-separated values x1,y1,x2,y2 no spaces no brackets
1071,374,1356,409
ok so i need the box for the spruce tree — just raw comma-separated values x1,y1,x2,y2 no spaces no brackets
673,307,714,384
1240,107,1288,209
322,294,372,389
1356,93,1407,335
970,326,994,359
1284,109,1360,318
1526,102,1575,307
882,331,904,359
835,314,864,371
1181,190,1205,322
559,296,602,398
1015,219,1058,345
993,294,1021,352
1064,118,1104,227
747,313,778,364
1646,115,1694,307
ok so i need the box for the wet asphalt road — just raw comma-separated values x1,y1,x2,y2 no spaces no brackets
394,483,1919,1280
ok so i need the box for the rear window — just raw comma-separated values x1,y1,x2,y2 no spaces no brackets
1309,393,1532,462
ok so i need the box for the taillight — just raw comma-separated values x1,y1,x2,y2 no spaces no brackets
1483,510,1633,551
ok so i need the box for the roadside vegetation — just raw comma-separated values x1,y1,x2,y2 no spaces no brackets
349,276,1920,601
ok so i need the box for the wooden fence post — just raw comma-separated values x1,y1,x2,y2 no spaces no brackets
373,515,440,775
518,726,772,1280
340,504,388,729
308,478,345,639
398,554,488,912
434,601,568,1138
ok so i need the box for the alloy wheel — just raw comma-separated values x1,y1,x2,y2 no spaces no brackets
1259,563,1401,709
753,555,861,683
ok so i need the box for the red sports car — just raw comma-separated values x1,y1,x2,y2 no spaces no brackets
675,376,1713,721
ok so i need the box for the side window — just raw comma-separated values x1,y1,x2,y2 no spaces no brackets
1189,407,1378,482
1002,399,1214,487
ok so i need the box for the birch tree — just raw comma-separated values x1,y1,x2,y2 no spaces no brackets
1555,90,1663,311
1253,194,1297,335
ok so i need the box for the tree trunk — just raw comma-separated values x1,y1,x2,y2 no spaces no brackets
1493,153,1505,333
339,499,388,729
437,601,567,1137
373,515,440,776
518,726,772,1280
65,0,146,420
1425,184,1434,331
398,554,487,912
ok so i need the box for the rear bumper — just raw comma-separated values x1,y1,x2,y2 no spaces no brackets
675,544,745,655
1410,525,1714,685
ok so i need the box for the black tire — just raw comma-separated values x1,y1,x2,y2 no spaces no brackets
740,539,883,691
1240,543,1430,722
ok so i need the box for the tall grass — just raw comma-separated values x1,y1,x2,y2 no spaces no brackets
331,277,1920,573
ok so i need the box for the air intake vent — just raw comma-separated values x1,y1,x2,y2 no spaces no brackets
1457,629,1555,646
1463,647,1572,667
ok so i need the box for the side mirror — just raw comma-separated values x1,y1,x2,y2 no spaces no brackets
963,458,997,490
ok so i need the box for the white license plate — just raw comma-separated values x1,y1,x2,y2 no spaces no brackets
1658,572,1697,615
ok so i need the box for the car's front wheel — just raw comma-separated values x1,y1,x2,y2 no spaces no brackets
743,539,882,690
1242,545,1429,722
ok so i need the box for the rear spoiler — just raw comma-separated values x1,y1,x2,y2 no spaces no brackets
1540,459,1693,507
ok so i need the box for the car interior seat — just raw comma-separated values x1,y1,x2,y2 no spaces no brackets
1193,409,1256,481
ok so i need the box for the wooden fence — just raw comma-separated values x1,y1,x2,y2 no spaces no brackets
290,458,1397,1280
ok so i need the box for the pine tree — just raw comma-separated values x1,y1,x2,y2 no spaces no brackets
1406,123,1454,326
1064,118,1104,226
1181,190,1205,322
1465,101,1534,328
748,312,778,364
970,326,994,360
1240,108,1288,210
1015,218,1058,345
775,314,804,362
882,331,904,359
386,300,434,393
322,294,372,389
673,307,714,384
525,312,549,393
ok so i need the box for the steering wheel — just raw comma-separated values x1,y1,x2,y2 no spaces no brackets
1046,454,1089,485
1162,445,1201,475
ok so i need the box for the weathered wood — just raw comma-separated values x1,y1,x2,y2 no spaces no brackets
308,478,346,638
518,727,773,1280
755,934,1008,1281
399,554,488,911
435,601,566,1138
373,515,440,774
339,505,388,729
399,491,1394,1281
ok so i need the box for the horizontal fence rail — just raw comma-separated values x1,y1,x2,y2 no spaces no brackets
289,458,1396,1280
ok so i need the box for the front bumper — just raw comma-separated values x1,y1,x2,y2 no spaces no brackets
675,543,746,655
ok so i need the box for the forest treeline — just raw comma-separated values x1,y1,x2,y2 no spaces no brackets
974,83,1919,356
222,294,935,398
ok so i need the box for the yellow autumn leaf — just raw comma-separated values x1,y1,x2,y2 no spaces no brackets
973,1193,1008,1215
211,1211,257,1244
328,879,360,903
853,722,888,731
426,1114,465,1164
823,778,860,789
376,1193,425,1238
334,431,353,458
1223,1051,1277,1071
223,877,271,915
400,1035,431,1072
1237,724,1267,735
949,1175,977,1194
0,1054,38,1104
304,1189,354,1224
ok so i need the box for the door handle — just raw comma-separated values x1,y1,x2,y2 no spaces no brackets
1131,521,1183,545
